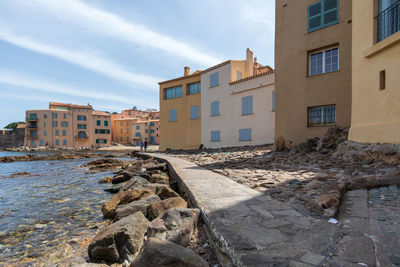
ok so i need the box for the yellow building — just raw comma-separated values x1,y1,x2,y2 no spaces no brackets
349,0,400,144
159,67,202,150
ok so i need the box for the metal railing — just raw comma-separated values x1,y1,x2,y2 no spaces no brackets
376,0,400,42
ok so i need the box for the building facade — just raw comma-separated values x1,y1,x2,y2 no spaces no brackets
0,123,25,148
159,67,202,150
201,49,275,148
25,102,111,148
274,0,352,149
349,0,400,144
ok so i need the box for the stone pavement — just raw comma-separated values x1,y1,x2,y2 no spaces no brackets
332,186,400,266
142,153,341,266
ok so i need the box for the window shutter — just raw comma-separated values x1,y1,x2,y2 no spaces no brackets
323,0,338,25
272,90,276,111
210,73,219,87
211,101,219,116
308,2,322,32
242,96,253,115
169,109,177,121
239,129,252,141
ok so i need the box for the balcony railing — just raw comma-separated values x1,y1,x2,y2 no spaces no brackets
75,135,88,140
376,0,400,42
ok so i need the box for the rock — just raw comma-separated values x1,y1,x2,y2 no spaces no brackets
149,173,169,184
102,189,154,219
114,195,161,221
121,176,151,191
130,238,208,267
86,158,124,171
112,171,135,184
147,208,200,246
147,197,188,220
155,185,180,200
142,162,167,172
104,183,125,193
98,176,112,184
88,212,149,263
317,127,349,151
316,194,340,209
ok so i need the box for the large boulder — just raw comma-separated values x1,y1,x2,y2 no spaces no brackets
114,195,161,221
85,158,124,171
147,197,187,220
149,173,170,184
130,238,208,267
155,185,179,200
121,176,151,191
98,176,112,184
88,212,149,263
147,208,200,246
142,162,167,172
102,188,154,219
111,171,134,184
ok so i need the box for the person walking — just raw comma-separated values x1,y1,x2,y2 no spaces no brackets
144,140,148,152
140,140,144,152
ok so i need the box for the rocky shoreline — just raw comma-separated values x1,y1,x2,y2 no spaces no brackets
27,155,218,266
0,152,122,163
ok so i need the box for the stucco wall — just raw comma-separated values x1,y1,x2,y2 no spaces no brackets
275,0,352,148
159,74,201,150
349,0,400,144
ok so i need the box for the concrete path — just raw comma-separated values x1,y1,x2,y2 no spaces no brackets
143,153,340,266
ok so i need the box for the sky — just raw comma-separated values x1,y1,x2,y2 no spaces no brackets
0,0,275,128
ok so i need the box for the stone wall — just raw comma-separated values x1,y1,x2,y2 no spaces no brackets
0,129,25,148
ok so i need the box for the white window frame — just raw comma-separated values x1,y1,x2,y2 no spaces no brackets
309,46,339,76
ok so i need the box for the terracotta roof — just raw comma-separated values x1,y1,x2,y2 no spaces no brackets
49,102,92,109
229,69,274,85
92,110,110,116
158,71,202,85
200,60,231,75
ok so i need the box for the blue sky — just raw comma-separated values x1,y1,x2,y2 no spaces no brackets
0,0,275,128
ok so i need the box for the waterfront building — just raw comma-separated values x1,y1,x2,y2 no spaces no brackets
0,123,25,148
274,0,352,149
159,67,202,150
349,0,400,144
201,49,275,148
25,102,111,148
111,109,159,145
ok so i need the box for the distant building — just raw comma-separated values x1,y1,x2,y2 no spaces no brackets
159,67,202,150
24,102,111,148
0,123,25,148
111,109,159,145
349,0,400,144
274,0,352,149
201,49,275,148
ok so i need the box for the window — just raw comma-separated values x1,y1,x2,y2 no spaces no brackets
127,121,129,126
236,71,242,80
43,122,46,127
97,120,101,126
165,86,183,99
44,114,47,119
135,132,141,137
52,121,58,127
210,73,219,87
308,105,336,126
77,115,87,121
62,130,66,136
377,0,400,42
77,124,87,129
63,140,67,145
190,105,199,119
55,130,59,136
380,70,386,90
211,130,220,142
126,137,129,142
272,90,276,112
55,139,59,145
104,120,108,126
39,140,43,146
308,0,338,32
169,109,177,122
145,129,148,133
136,125,140,130
120,122,123,126
210,101,220,116
61,121,68,127
188,82,201,95
95,129,98,134
43,130,47,136
29,113,37,120
96,139,100,144
151,129,155,133
77,131,87,139
63,113,66,119
120,129,123,134
52,112,57,119
150,122,155,126
31,131,37,138
78,109,81,112
126,128,129,133
239,129,252,141
242,96,253,115
309,47,339,76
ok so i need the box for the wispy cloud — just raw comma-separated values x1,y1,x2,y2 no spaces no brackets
30,0,221,66
0,26,161,89
0,70,154,107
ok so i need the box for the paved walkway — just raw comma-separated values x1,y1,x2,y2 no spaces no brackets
143,153,340,266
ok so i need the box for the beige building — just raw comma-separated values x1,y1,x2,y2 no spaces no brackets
201,49,275,148
349,0,400,144
25,102,111,148
159,67,202,151
275,0,352,149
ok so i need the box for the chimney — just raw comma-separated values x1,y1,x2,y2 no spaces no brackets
245,48,254,76
184,66,190,76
